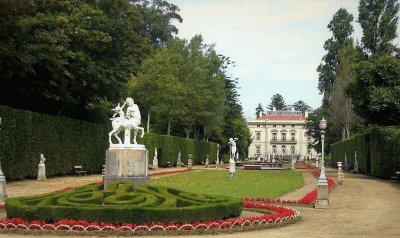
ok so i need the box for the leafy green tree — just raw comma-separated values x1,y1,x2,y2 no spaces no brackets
0,0,182,121
133,0,182,46
131,36,226,139
305,108,340,154
267,94,287,110
346,55,400,125
358,0,400,56
255,103,264,118
329,42,362,139
290,100,312,113
317,8,354,103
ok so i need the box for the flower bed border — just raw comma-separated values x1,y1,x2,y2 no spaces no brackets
241,166,336,206
0,202,300,235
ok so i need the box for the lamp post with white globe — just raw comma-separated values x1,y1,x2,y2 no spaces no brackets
317,118,328,186
315,118,329,209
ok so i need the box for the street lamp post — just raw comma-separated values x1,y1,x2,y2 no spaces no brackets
315,118,329,209
317,118,328,186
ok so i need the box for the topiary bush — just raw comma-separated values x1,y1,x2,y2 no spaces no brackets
6,182,243,224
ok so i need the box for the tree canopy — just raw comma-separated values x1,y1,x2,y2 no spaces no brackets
317,8,354,104
267,94,287,110
358,0,400,56
0,0,181,121
346,55,400,125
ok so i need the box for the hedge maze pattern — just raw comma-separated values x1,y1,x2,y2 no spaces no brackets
6,182,243,224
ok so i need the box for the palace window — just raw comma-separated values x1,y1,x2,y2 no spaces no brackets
282,145,286,154
282,125,286,127
272,145,277,153
256,132,261,140
273,125,277,127
272,133,277,140
291,133,295,141
281,133,286,141
257,124,261,127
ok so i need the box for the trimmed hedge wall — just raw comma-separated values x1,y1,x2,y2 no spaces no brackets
0,105,108,181
138,133,218,167
0,105,218,181
330,127,400,179
6,182,243,224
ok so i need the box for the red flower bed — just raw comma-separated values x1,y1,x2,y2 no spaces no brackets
0,202,300,233
242,165,336,206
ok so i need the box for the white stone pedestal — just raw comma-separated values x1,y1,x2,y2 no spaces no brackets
104,147,149,189
315,184,329,209
37,164,46,180
152,157,158,169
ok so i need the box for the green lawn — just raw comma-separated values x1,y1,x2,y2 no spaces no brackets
150,170,304,198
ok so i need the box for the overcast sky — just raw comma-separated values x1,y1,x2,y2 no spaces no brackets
168,0,399,120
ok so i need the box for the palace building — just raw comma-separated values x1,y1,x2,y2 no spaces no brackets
247,108,314,160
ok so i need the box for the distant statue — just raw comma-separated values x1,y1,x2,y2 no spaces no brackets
154,147,158,159
177,150,182,167
39,154,46,165
108,97,145,146
229,138,238,161
354,150,359,173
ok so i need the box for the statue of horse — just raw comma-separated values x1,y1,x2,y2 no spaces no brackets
108,117,144,145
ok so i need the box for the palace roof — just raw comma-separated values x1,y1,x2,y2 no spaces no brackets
256,115,307,121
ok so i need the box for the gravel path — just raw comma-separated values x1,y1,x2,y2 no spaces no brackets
1,167,400,238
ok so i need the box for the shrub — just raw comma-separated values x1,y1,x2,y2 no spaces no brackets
6,182,243,224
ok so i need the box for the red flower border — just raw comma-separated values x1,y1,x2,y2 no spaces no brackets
242,165,335,206
0,202,300,233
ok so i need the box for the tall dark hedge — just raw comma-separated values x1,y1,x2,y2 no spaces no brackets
0,105,109,181
139,134,218,167
330,127,400,179
0,105,218,181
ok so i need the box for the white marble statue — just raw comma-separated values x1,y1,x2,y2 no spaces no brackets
152,147,158,169
177,150,182,167
39,154,46,165
229,138,238,161
108,97,145,146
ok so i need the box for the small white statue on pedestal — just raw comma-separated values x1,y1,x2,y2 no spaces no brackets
152,147,158,169
177,150,182,167
37,154,46,180
228,138,237,178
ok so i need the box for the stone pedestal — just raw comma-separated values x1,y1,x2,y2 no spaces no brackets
315,184,329,209
187,159,193,170
152,157,158,170
229,159,236,178
37,164,46,180
104,147,149,188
